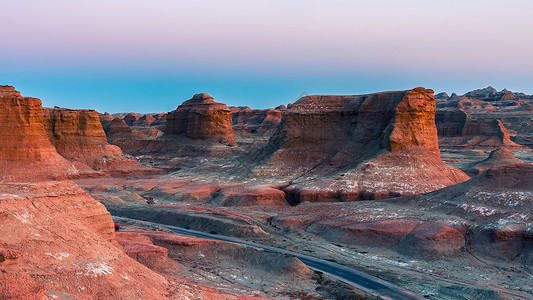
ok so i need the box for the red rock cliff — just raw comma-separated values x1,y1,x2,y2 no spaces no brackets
0,86,78,181
254,88,468,201
43,107,153,175
166,93,237,146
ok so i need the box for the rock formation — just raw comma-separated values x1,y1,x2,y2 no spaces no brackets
465,147,525,175
231,106,286,145
123,112,140,126
398,163,533,261
436,108,524,149
166,93,237,146
0,86,78,181
436,87,533,149
0,180,259,299
101,117,153,154
253,87,469,202
43,107,154,175
0,181,166,298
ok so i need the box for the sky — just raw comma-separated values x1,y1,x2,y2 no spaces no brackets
1,0,532,113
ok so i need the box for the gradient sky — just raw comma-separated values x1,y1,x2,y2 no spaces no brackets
2,0,532,113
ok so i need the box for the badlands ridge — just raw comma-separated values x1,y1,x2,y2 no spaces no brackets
1,85,532,299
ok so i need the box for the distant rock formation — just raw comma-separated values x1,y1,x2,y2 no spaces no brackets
465,147,524,175
124,112,140,126
397,163,533,261
43,107,152,175
231,106,286,145
0,86,78,181
253,87,469,202
166,93,237,146
437,87,533,149
436,109,524,149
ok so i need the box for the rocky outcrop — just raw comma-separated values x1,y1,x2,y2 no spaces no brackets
43,107,154,175
124,112,140,126
253,88,469,201
102,117,152,154
212,185,288,207
231,107,286,145
115,232,184,275
397,163,533,262
0,86,78,181
436,109,524,149
0,181,258,299
465,147,524,175
0,181,166,298
166,93,237,146
437,87,533,149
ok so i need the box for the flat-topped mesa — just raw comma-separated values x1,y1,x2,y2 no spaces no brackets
254,88,468,200
0,86,78,181
43,107,152,175
165,93,237,146
271,87,440,159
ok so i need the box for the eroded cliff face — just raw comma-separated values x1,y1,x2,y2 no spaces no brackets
0,86,78,181
436,86,533,149
436,108,524,149
166,93,237,146
43,107,151,175
231,106,286,145
253,87,468,201
266,88,439,164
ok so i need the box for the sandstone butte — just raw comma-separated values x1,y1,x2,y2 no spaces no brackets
253,87,470,201
0,85,79,181
43,107,153,175
166,93,237,146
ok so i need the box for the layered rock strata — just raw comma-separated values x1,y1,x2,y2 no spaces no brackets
166,93,237,146
0,181,257,299
253,87,469,202
231,106,286,145
0,86,78,181
436,109,524,149
43,107,154,175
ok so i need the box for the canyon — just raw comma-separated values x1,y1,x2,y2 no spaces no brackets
1,84,532,299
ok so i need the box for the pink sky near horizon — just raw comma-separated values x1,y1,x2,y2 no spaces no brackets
1,0,532,111
4,0,532,72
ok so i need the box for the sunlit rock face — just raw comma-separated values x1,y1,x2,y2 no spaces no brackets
43,107,151,175
0,86,78,181
165,93,237,146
